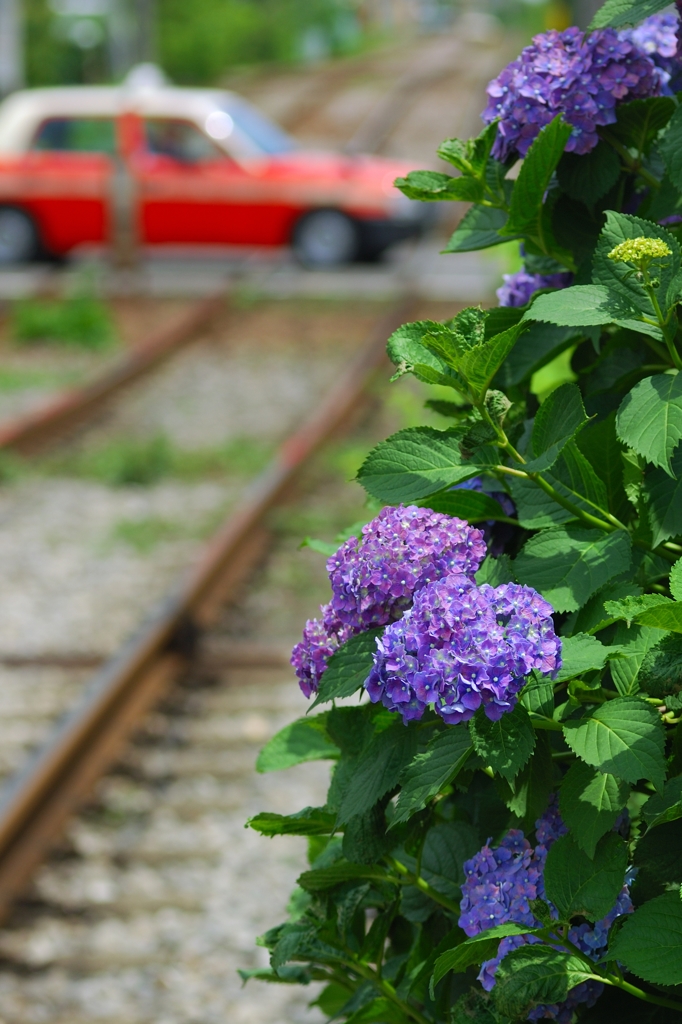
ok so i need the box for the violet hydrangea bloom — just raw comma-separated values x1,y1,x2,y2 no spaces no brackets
459,799,634,1023
496,269,573,308
483,27,663,160
291,506,486,698
365,575,561,725
621,12,681,90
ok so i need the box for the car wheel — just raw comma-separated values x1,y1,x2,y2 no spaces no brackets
293,210,359,268
0,207,39,264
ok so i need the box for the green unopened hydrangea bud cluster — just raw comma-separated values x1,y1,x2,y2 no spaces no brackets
608,237,672,263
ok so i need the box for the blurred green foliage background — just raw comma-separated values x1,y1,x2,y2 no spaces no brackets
22,0,586,89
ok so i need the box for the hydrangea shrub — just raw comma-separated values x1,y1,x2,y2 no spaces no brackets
244,2,682,1021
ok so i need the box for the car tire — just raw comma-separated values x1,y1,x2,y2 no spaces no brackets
292,209,359,268
0,207,39,264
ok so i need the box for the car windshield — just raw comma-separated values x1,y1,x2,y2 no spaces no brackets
222,98,296,155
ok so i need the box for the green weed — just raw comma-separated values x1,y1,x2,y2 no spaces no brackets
0,367,84,392
108,516,187,553
11,296,116,351
47,434,273,486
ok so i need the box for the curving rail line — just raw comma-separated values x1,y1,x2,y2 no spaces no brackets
0,298,413,925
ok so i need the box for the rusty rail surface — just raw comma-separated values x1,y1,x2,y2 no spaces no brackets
0,294,225,457
0,298,413,924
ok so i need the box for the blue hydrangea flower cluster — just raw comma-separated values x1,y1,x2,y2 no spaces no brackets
483,27,663,160
621,13,682,91
365,575,561,725
497,270,573,308
291,506,486,698
459,799,633,1023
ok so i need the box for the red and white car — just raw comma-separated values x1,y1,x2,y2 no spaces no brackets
0,74,430,267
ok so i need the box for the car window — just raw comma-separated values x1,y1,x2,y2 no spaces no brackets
31,117,117,154
144,119,223,163
223,99,296,155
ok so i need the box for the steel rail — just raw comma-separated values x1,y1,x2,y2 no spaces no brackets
0,294,225,456
0,298,414,924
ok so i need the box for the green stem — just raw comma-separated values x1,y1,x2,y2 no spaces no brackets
494,465,615,532
389,857,460,916
643,279,682,371
529,714,564,732
601,974,682,1014
346,959,433,1024
478,402,617,533
600,129,661,191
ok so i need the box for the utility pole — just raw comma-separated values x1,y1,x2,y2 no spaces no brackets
135,0,156,63
0,0,23,96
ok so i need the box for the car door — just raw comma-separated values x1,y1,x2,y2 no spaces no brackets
22,116,116,253
133,116,296,247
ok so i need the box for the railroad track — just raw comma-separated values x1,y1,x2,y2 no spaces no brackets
0,299,411,937
0,294,226,457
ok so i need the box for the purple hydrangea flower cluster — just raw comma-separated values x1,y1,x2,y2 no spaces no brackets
365,575,560,725
496,270,573,308
291,506,486,698
459,799,633,1023
483,27,663,160
621,13,681,90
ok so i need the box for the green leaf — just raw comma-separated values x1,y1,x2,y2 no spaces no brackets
660,103,682,194
256,716,338,773
549,444,610,520
336,718,418,824
526,384,588,472
636,601,682,632
604,593,671,627
247,807,337,837
297,861,390,892
638,633,682,698
606,890,682,985
357,427,484,503
514,527,632,613
562,695,666,789
496,322,593,389
457,322,527,400
632,818,682,902
470,703,536,783
610,97,676,156
575,413,628,520
593,213,680,319
402,821,481,921
642,776,682,828
610,622,667,696
544,832,628,921
671,557,682,601
421,488,513,523
345,997,410,1024
505,733,555,828
554,632,615,683
386,321,457,388
568,580,642,636
521,677,554,718
507,475,576,530
432,924,540,984
557,141,620,205
523,285,640,329
559,760,630,858
310,629,381,710
590,0,671,29
614,372,679,475
476,553,515,587
493,946,597,1019
394,169,483,203
444,204,513,253
503,116,572,239
392,727,473,826
437,123,498,176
